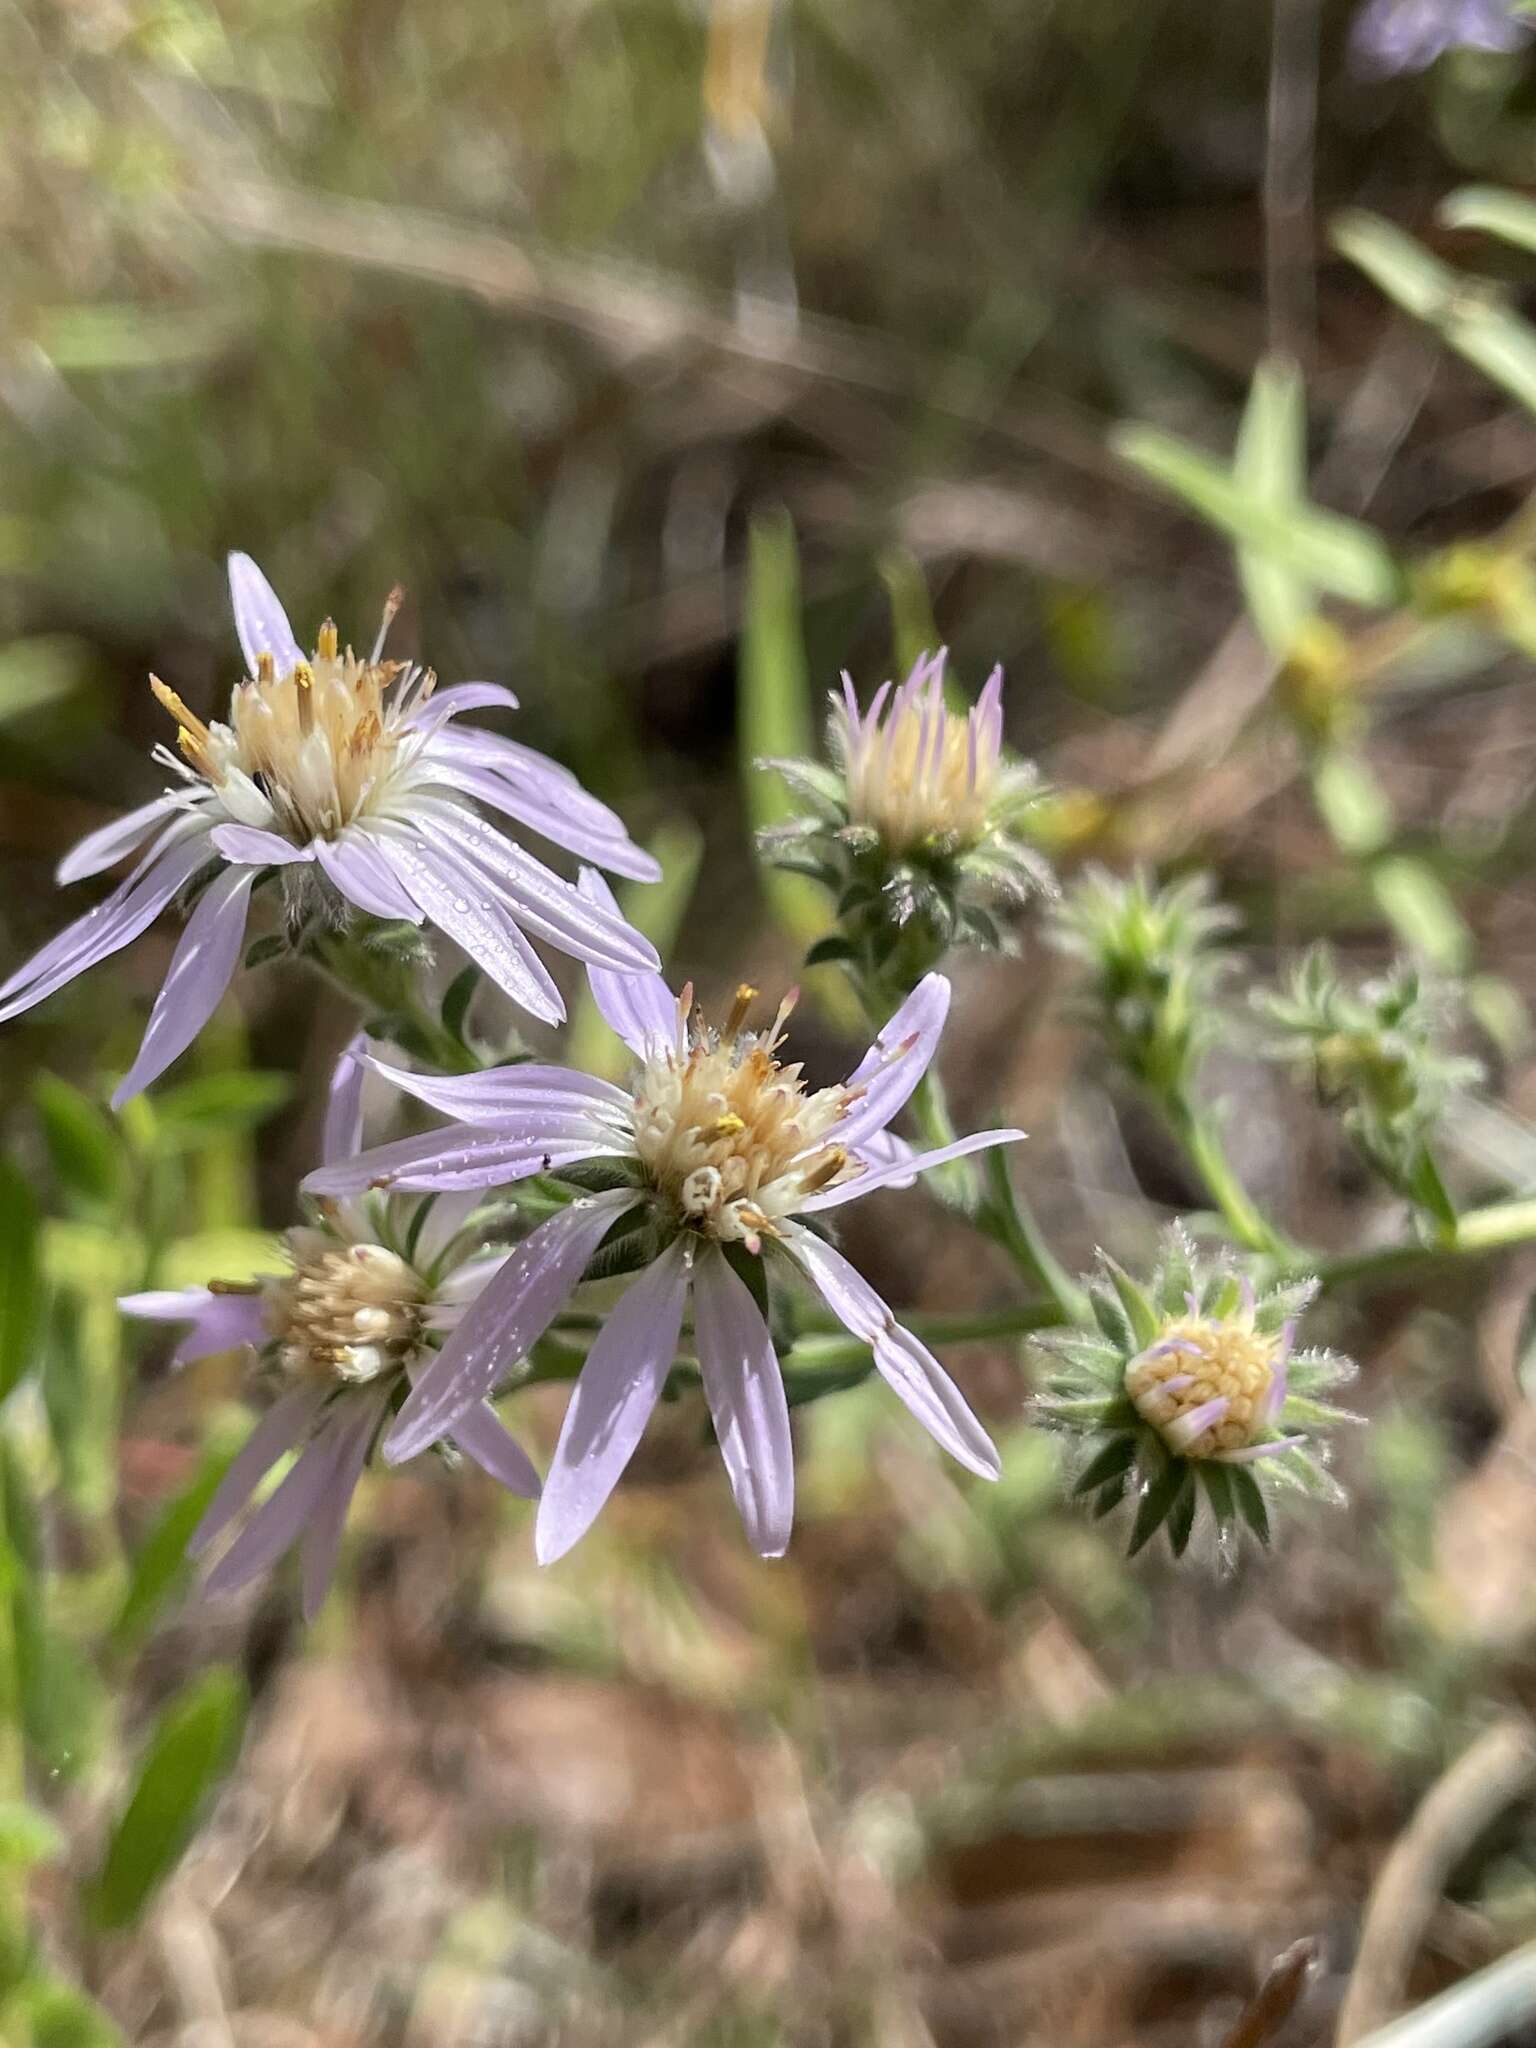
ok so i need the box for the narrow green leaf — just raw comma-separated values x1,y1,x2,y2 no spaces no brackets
1072,1433,1138,1497
1127,1459,1189,1556
1370,855,1472,972
1228,1465,1271,1545
1093,1473,1129,1518
1166,1472,1199,1556
1200,1461,1237,1529
1441,185,1536,251
1113,423,1401,610
111,1441,240,1653
1089,1286,1133,1351
1405,1143,1459,1239
1312,748,1393,858
1335,208,1536,419
739,510,829,951
439,965,481,1046
0,1159,41,1403
34,1076,124,1209
1101,1258,1158,1349
1233,355,1312,656
89,1670,246,1931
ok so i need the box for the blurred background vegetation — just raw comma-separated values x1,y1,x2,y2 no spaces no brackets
15,1,1536,2042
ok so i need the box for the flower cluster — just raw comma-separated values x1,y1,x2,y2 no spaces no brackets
1254,948,1480,1207
1034,1229,1357,1560
760,651,1052,985
0,554,660,1104
1049,867,1237,1099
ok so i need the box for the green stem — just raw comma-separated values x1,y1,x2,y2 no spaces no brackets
976,1147,1089,1325
1165,1090,1294,1260
309,931,472,1073
1295,1194,1536,1290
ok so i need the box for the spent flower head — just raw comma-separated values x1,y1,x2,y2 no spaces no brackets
760,652,1052,985
1050,867,1238,1098
1254,948,1480,1200
1,553,660,1103
1035,1227,1357,1562
304,872,1024,1563
120,1044,539,1617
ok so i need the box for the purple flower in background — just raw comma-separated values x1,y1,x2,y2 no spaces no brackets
0,553,661,1104
121,1044,540,1618
1351,0,1531,74
305,873,1024,1563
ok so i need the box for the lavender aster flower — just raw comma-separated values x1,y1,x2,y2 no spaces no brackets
120,1044,540,1617
304,873,1024,1561
1351,0,1531,75
0,553,661,1103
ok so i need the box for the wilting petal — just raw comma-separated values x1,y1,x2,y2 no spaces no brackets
535,1240,690,1565
1164,1397,1229,1455
211,823,312,868
1216,1434,1307,1465
450,1402,542,1499
386,1189,637,1460
0,828,211,1018
784,1227,1000,1480
111,866,256,1107
363,1053,632,1127
415,802,660,975
314,831,425,924
228,551,303,676
203,1419,347,1600
576,870,679,1058
299,1390,387,1620
373,826,566,1023
322,1035,368,1167
304,1116,630,1195
798,1128,1025,1212
691,1247,794,1557
187,1384,329,1559
834,974,951,1153
57,795,181,885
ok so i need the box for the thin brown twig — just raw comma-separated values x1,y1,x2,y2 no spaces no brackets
1335,1718,1536,2047
1220,1936,1320,2048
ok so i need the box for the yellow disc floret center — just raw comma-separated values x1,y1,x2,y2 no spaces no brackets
1124,1316,1280,1458
846,698,997,853
630,984,855,1249
268,1231,425,1386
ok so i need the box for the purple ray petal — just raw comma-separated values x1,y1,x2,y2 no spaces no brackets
422,744,660,882
57,795,181,885
298,1390,387,1620
427,727,617,828
784,1228,1000,1480
228,551,303,676
450,1401,543,1499
1152,1373,1195,1395
534,1240,690,1565
413,803,661,974
203,1417,347,1600
372,826,565,1023
575,869,678,1058
1164,1397,1229,1455
303,1116,630,1195
111,866,256,1107
0,828,211,1018
386,1189,637,1460
403,682,521,730
1215,1434,1307,1465
834,974,952,1153
314,830,426,924
187,1384,329,1559
211,822,311,868
691,1247,794,1558
120,1285,272,1367
362,1052,632,1127
323,1035,369,1167
798,1128,1025,1212
852,1126,917,1187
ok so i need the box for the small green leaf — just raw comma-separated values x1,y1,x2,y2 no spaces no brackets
1404,1143,1459,1239
803,933,859,967
1312,749,1393,858
88,1670,246,1931
1201,1461,1237,1529
1072,1434,1138,1497
1234,354,1313,656
34,1075,124,1209
1440,185,1536,251
440,965,481,1045
1113,423,1401,611
1166,1472,1199,1556
0,1159,41,1403
1089,1286,1133,1350
1101,1258,1158,1349
111,1441,240,1653
242,933,287,970
1370,855,1472,973
1127,1459,1188,1556
722,1241,772,1324
1228,1465,1271,1545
